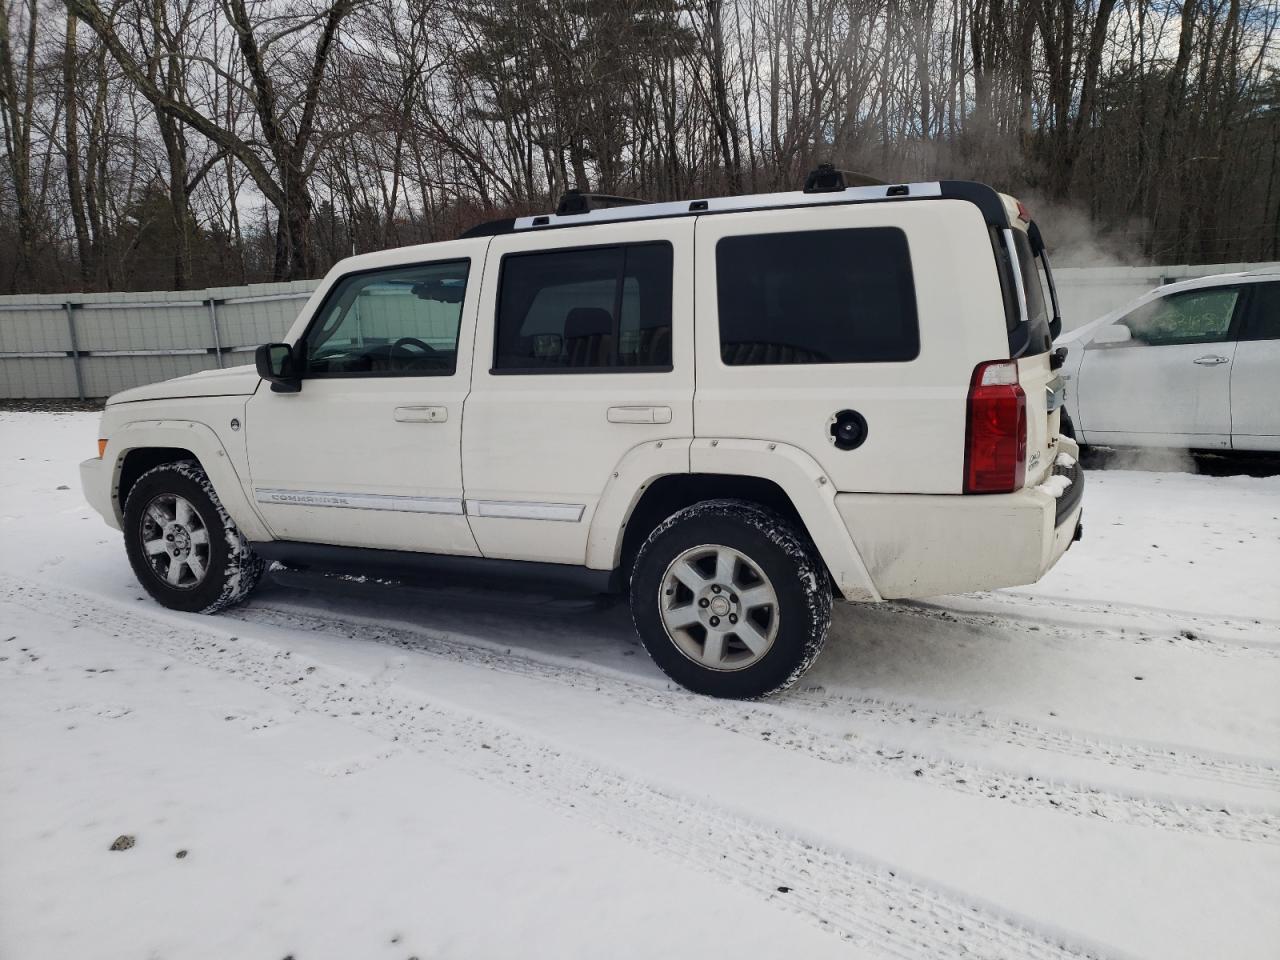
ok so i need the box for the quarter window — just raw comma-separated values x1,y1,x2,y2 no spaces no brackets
1119,288,1239,346
494,243,673,372
301,260,469,377
716,227,919,365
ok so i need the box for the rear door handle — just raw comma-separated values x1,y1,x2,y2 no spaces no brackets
1193,355,1230,366
394,405,447,423
607,405,672,424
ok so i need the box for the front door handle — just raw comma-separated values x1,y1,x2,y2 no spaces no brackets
607,405,672,424
1193,355,1230,366
394,405,447,423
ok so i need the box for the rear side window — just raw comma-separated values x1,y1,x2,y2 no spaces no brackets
1240,282,1280,341
1121,287,1240,346
494,243,673,372
716,228,919,365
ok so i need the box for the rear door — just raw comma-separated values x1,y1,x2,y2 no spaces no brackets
1231,280,1280,451
462,219,694,564
1077,286,1243,449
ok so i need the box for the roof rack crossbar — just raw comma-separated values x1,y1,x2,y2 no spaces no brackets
556,190,649,216
803,163,888,193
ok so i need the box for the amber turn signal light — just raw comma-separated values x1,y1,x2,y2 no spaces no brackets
97,439,108,458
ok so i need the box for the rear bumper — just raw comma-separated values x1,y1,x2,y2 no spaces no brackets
80,456,121,531
835,455,1084,601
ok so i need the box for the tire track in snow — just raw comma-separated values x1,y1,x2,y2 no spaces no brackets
0,577,1116,960
782,688,1280,792
220,601,1280,841
901,594,1280,660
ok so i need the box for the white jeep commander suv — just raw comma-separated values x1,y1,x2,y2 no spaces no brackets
81,169,1083,698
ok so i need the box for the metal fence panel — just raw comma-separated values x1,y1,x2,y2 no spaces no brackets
1,267,1276,400
79,353,219,399
75,303,211,352
0,306,73,353
0,357,80,398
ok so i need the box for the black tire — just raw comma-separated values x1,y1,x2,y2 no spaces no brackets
123,459,264,614
629,499,832,699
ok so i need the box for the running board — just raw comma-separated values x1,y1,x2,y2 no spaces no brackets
257,541,620,614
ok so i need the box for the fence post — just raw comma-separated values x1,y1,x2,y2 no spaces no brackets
64,302,86,401
207,298,224,368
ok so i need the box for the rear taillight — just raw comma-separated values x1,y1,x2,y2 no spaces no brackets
964,360,1026,493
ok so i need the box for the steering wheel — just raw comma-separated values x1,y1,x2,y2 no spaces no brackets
392,336,437,356
387,336,440,371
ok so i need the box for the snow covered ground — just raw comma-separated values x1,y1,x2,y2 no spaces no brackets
2,411,1278,960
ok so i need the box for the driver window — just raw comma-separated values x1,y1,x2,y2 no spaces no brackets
1120,287,1239,346
302,260,469,377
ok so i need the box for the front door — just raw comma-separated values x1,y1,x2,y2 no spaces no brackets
1077,285,1243,448
245,251,483,555
461,219,695,565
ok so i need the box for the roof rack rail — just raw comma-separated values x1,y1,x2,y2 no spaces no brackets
457,179,1009,240
803,163,887,193
556,189,648,216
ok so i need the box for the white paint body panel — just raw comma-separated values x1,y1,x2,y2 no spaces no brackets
1231,338,1280,451
82,404,269,541
106,363,261,405
461,219,696,565
693,200,1010,494
1077,339,1235,449
241,239,488,555
838,439,1083,598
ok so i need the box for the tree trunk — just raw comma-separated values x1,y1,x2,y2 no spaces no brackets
64,14,93,283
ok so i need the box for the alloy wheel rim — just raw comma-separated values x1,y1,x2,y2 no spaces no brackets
659,544,780,671
139,494,211,590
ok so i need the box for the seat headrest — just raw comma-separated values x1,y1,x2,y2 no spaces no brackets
564,307,613,339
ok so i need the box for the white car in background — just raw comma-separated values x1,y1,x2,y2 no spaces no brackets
1061,271,1280,452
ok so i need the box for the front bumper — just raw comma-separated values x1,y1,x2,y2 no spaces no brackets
80,456,121,530
835,453,1084,601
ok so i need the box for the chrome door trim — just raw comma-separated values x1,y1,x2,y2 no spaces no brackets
255,489,586,522
254,489,465,514
464,499,586,522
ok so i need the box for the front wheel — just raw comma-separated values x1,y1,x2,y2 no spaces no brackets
629,499,832,699
123,459,264,614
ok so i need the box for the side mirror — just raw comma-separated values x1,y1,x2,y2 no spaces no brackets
1091,324,1132,346
255,342,301,393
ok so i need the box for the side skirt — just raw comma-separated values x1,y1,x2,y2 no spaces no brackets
252,540,621,610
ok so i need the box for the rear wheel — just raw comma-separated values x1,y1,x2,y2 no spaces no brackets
123,460,264,614
629,499,832,698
